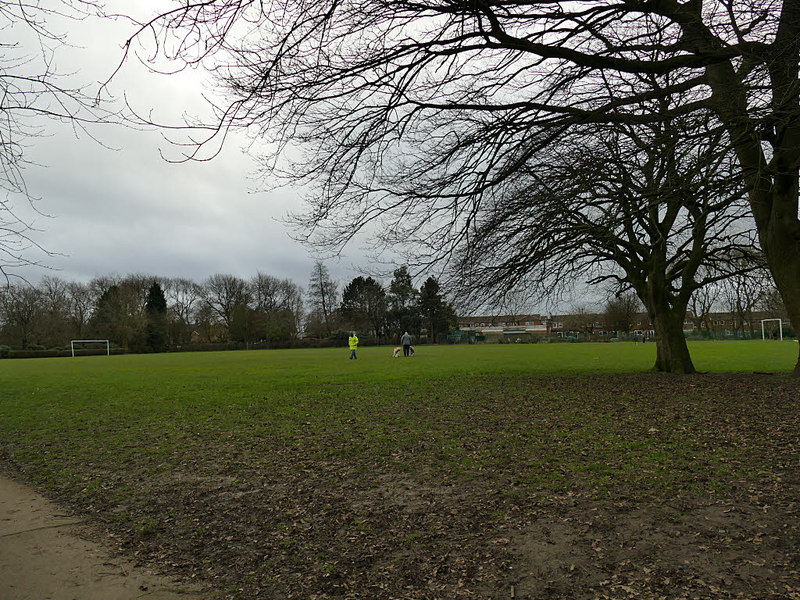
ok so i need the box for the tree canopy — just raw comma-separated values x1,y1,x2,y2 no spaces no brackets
125,0,800,371
456,107,757,372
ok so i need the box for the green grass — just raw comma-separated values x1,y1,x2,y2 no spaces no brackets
1,341,798,598
0,340,795,495
1,339,796,392
0,341,794,455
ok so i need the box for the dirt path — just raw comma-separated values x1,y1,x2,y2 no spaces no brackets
0,474,209,600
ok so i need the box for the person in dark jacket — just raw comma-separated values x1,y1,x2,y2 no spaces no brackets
401,331,412,357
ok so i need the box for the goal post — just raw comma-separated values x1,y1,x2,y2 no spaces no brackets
70,339,110,357
760,319,783,341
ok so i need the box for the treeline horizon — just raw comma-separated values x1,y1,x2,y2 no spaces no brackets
0,264,457,353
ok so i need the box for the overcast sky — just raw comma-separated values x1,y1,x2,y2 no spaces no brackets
10,1,374,289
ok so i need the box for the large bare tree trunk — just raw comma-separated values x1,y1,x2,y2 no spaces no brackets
769,267,800,376
759,192,800,376
726,106,800,374
648,303,696,375
702,3,800,374
638,264,696,374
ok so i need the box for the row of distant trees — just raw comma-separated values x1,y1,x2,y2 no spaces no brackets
0,263,456,352
307,264,456,344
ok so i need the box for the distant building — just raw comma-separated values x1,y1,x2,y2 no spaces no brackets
458,314,550,337
457,309,792,340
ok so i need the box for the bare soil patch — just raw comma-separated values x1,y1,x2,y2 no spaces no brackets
0,474,207,600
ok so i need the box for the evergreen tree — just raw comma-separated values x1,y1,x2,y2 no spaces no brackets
417,277,455,344
388,267,416,311
90,281,149,350
341,276,387,342
145,282,168,352
386,267,420,340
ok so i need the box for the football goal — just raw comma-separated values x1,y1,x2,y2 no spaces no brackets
70,339,110,357
760,319,783,341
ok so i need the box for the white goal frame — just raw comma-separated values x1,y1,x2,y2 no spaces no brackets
760,319,783,341
70,339,110,357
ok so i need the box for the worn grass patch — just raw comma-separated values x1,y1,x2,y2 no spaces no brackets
1,343,799,599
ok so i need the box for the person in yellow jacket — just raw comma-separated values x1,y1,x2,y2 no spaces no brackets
348,331,359,360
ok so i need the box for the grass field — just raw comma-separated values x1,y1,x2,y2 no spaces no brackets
1,341,799,599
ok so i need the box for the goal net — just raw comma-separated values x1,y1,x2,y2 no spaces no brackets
70,339,110,357
760,319,783,341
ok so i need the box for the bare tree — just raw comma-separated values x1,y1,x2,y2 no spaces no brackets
250,272,305,342
0,283,42,346
121,0,800,373
203,273,251,334
604,292,641,338
163,277,204,345
88,275,119,301
251,273,283,313
721,268,773,337
564,305,599,339
498,290,532,328
760,285,788,320
65,280,95,338
688,280,721,335
1,1,117,280
453,111,755,373
307,261,338,337
278,278,304,340
36,275,72,346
